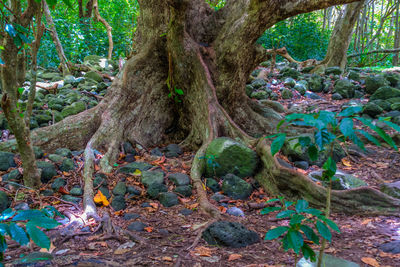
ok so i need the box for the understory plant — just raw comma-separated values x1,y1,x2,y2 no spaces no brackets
0,206,61,266
264,106,400,266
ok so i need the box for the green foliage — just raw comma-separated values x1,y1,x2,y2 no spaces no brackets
0,207,61,264
261,198,339,262
257,13,330,61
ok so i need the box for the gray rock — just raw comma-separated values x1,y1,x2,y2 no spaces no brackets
164,144,182,158
180,208,193,216
123,142,136,154
113,182,127,196
41,190,53,196
127,221,147,232
158,192,179,207
380,181,400,199
169,173,190,186
334,79,356,98
294,161,309,170
123,213,140,220
205,137,258,178
3,169,22,182
325,67,343,75
331,93,343,100
93,173,108,187
118,162,153,174
309,170,367,190
61,195,81,204
146,183,167,198
251,78,267,89
363,102,383,117
127,186,142,195
284,78,296,88
383,72,400,87
297,253,359,267
61,102,86,117
227,207,245,217
174,185,192,197
371,99,392,111
150,147,163,157
125,154,136,163
281,88,293,99
294,83,307,95
250,90,269,100
48,154,64,163
111,195,126,211
206,178,221,192
55,148,72,157
60,158,75,172
202,221,259,248
379,241,400,254
0,152,16,171
84,71,103,83
211,193,225,202
99,186,111,199
14,202,29,210
221,174,253,200
70,187,83,196
281,68,300,79
370,86,400,100
0,191,10,213
33,146,44,159
51,178,67,191
141,171,164,187
305,91,323,100
308,74,324,92
37,161,57,183
347,70,360,81
365,75,390,94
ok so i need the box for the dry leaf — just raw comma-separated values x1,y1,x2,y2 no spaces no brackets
361,257,380,267
228,254,242,261
219,206,227,213
341,158,352,167
194,246,212,257
40,242,56,253
149,202,159,209
94,190,110,206
144,227,153,233
162,256,173,262
58,187,69,195
361,219,372,225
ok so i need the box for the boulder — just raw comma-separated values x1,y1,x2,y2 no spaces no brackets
168,173,190,186
112,182,127,196
294,83,306,95
365,75,389,94
70,187,83,196
362,102,383,117
331,93,343,100
51,178,66,191
158,192,179,207
61,102,86,117
308,74,324,92
221,174,253,200
122,142,136,155
334,79,356,98
37,161,57,183
174,185,192,197
0,152,16,171
84,71,103,83
202,221,259,248
127,221,147,232
48,154,64,163
370,86,400,100
383,72,400,87
284,78,296,88
380,181,400,199
281,68,300,79
61,195,81,204
347,70,360,81
379,241,400,254
0,191,10,213
60,158,75,172
205,137,258,178
163,144,183,158
206,178,221,192
3,169,22,182
33,146,44,159
111,195,126,211
55,148,72,157
309,170,367,190
259,100,286,113
325,67,343,75
250,90,268,100
147,183,167,198
118,162,153,174
281,88,293,99
141,171,164,187
251,78,268,89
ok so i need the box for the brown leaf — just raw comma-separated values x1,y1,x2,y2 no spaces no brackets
162,256,173,262
58,187,69,195
144,227,153,233
94,190,110,206
193,246,212,257
361,257,380,267
228,254,242,261
341,158,352,167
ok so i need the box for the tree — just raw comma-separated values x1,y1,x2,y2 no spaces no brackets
3,0,399,218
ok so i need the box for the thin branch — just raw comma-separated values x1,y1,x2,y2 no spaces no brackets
348,48,400,58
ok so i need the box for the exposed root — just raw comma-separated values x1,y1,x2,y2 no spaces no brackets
255,139,400,216
82,139,99,221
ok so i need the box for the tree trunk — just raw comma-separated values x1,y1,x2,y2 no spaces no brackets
92,0,113,60
43,1,70,76
6,0,399,217
319,1,365,69
393,0,400,65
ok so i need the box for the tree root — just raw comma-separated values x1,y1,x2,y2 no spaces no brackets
255,138,400,216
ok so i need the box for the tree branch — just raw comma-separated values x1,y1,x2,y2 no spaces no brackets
348,48,400,58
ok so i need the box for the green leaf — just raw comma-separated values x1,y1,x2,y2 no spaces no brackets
18,87,24,96
303,208,322,216
319,217,340,233
13,24,29,34
12,210,46,221
276,210,295,218
300,225,320,245
5,24,17,37
349,133,365,150
338,106,362,117
316,221,332,242
0,235,7,253
287,230,304,254
260,206,281,215
322,157,336,178
265,226,289,240
301,243,316,262
307,145,318,161
0,209,15,221
298,136,311,148
28,217,60,230
318,110,336,126
379,117,400,133
357,117,397,149
290,214,305,226
0,57,4,65
314,128,334,150
266,198,280,203
276,119,285,131
271,133,286,156
61,0,74,8
284,201,294,208
339,118,354,137
295,199,308,213
174,87,184,95
356,129,380,146
26,222,50,250
17,32,31,44
9,223,29,246
0,224,10,236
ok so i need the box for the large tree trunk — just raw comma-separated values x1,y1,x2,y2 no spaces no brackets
8,0,399,217
319,1,365,69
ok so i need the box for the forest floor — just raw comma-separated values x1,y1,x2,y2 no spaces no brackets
1,67,400,267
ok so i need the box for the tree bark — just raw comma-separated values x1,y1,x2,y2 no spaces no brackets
92,0,113,60
393,0,400,65
43,1,70,76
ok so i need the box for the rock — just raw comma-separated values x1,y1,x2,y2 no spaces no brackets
123,142,136,154
294,83,307,95
33,146,44,159
141,171,164,187
334,79,356,98
294,161,309,170
48,154,64,163
251,78,268,89
150,147,163,157
281,88,293,99
64,75,77,86
202,221,259,248
205,137,258,178
325,67,343,75
36,114,52,124
245,84,254,97
308,74,323,92
206,178,221,192
51,178,67,191
281,68,300,79
387,110,400,118
111,195,126,211
227,207,245,217
179,208,193,216
112,182,127,196
70,187,83,196
84,71,103,83
363,102,384,117
99,186,111,199
347,70,360,81
370,86,400,100
127,186,142,195
365,75,390,94
125,154,136,163
123,213,140,220
309,170,367,190
41,72,61,80
60,158,75,172
127,221,147,232
14,202,29,210
331,93,343,100
270,92,279,100
61,102,86,117
383,72,400,87
169,173,190,186
380,181,400,199
164,144,183,158
0,152,16,171
118,162,153,174
305,91,323,100
93,173,108,187
391,103,400,111
297,253,359,267
41,190,53,196
37,161,57,183
221,174,253,200
61,195,81,204
250,90,269,100
284,78,296,88
141,202,151,208
260,100,286,113
0,191,10,213
55,148,72,157
174,185,192,197
3,169,22,182
211,193,225,202
371,99,391,111
379,241,400,254
158,192,179,207
147,183,167,198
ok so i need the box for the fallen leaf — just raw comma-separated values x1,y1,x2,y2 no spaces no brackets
194,246,212,257
361,257,380,267
58,187,69,195
40,242,56,253
362,219,372,225
62,171,71,176
341,158,352,167
94,190,110,206
149,202,159,209
144,227,153,233
219,206,227,213
133,169,142,176
228,254,242,261
187,203,199,210
162,256,173,261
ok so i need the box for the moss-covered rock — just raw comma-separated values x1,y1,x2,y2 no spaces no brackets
61,101,86,117
37,161,57,183
370,86,400,101
221,174,253,200
0,152,16,171
84,71,103,83
334,79,356,98
0,191,11,213
365,75,389,94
